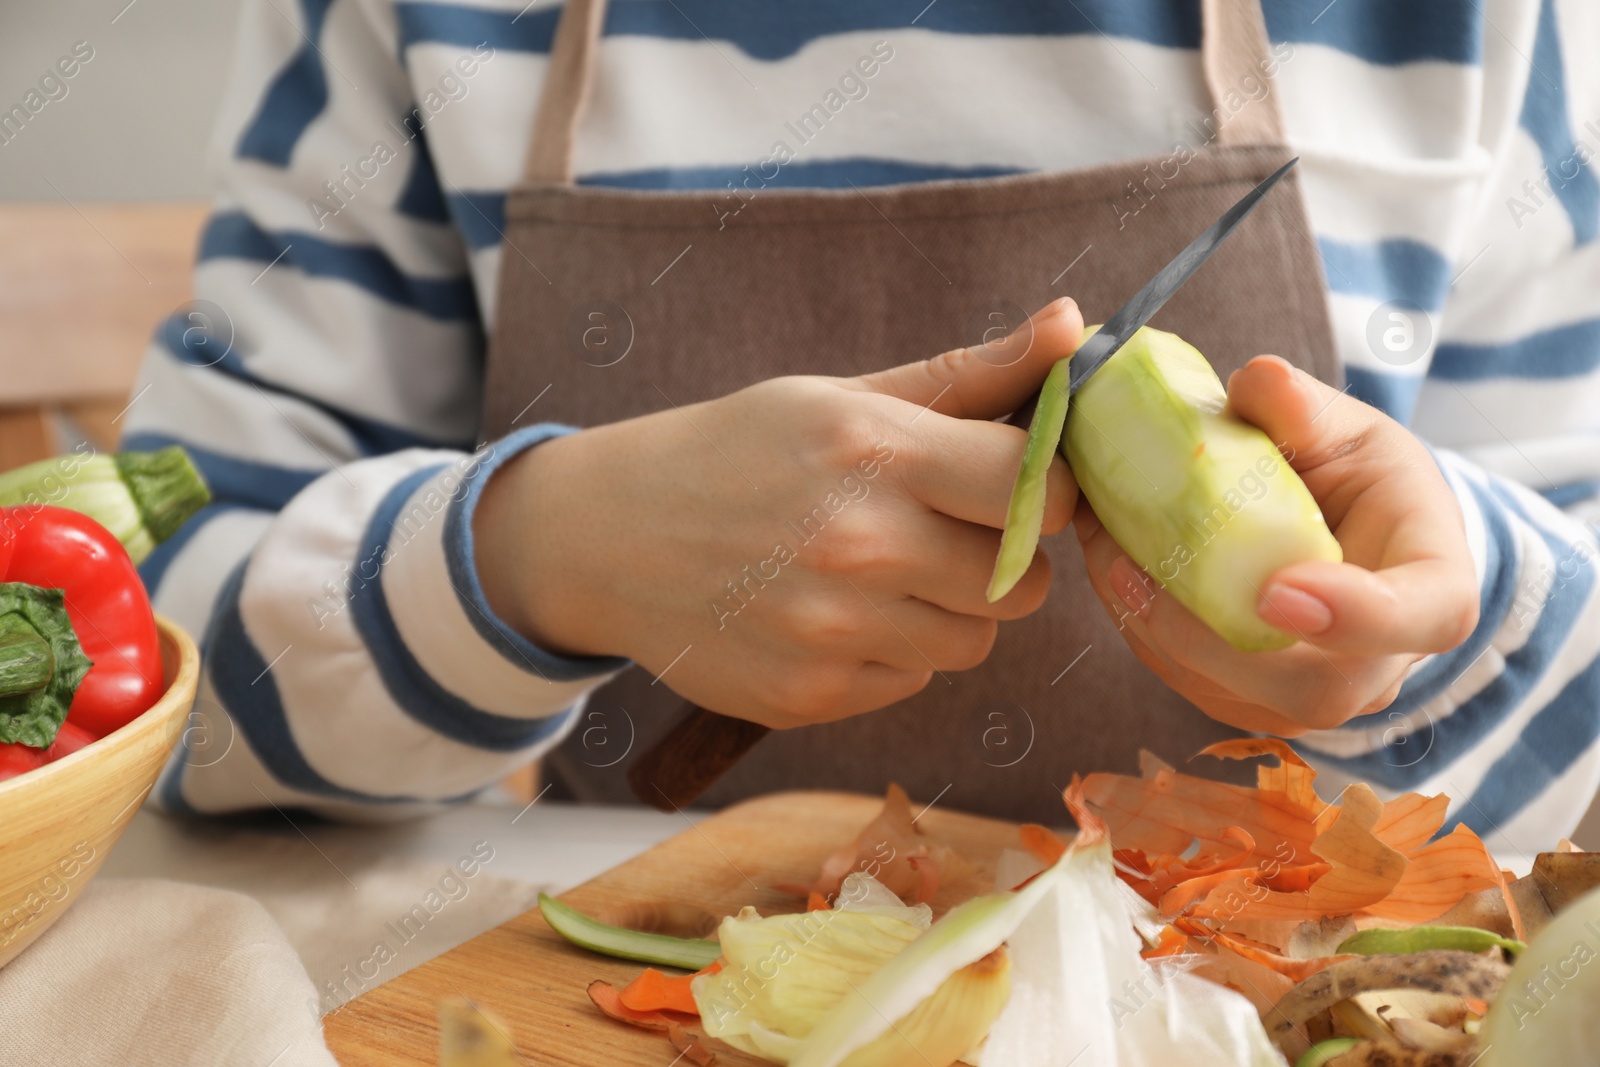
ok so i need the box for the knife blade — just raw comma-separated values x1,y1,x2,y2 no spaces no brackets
1066,156,1300,395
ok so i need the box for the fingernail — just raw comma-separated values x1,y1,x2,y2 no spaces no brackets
1111,556,1153,613
1259,583,1332,634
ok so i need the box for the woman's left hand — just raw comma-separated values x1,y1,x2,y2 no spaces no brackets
1076,354,1481,737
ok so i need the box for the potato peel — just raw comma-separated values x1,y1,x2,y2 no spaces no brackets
1263,950,1509,1058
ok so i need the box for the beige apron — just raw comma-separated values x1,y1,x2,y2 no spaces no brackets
481,0,1339,821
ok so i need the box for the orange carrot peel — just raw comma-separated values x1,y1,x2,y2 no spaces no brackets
589,978,718,1064
617,961,722,1016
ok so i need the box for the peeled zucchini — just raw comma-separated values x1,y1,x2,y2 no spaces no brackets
1057,326,1340,651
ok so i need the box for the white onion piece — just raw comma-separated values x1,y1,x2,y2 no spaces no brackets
1478,884,1600,1065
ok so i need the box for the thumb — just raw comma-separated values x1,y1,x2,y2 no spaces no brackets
856,297,1083,420
1225,354,1377,471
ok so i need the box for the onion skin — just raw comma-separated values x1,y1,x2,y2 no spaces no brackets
839,949,1011,1067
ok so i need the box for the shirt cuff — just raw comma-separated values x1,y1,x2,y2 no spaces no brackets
442,423,633,683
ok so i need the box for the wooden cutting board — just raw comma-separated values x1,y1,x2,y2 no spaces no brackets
324,790,1022,1065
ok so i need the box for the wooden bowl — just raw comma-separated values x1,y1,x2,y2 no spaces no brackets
0,613,199,968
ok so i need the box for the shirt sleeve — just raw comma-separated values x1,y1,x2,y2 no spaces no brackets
127,0,625,818
1292,452,1600,858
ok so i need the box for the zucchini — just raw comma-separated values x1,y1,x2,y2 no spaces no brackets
0,446,210,564
1062,326,1340,651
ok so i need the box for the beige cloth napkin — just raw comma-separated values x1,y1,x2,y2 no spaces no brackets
3,802,664,1063
100,811,547,1014
0,878,337,1067
0,810,553,1064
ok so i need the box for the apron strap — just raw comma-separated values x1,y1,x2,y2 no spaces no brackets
1201,0,1286,146
523,0,610,184
521,0,1283,184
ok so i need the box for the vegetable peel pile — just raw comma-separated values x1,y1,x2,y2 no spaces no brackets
1060,740,1506,944
543,766,1600,1067
555,791,1286,1067
1048,742,1563,1064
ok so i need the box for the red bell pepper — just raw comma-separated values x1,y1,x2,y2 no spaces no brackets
0,505,162,746
0,725,94,782
0,742,46,782
46,721,96,760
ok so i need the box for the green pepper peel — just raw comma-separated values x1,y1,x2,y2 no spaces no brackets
1336,924,1525,958
538,893,721,971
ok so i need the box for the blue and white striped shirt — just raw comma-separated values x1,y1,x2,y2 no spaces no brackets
132,0,1600,857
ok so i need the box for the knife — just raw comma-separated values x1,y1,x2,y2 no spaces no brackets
1066,156,1299,394
627,157,1301,812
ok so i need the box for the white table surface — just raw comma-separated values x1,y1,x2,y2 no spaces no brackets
104,796,700,893
96,797,705,1008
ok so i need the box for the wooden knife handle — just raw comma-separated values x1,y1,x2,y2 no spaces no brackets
628,702,771,811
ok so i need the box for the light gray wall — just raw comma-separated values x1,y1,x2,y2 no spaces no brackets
0,0,245,200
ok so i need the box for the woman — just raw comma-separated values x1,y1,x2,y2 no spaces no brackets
131,0,1599,854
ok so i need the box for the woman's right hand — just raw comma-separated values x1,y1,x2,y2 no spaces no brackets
474,298,1083,729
